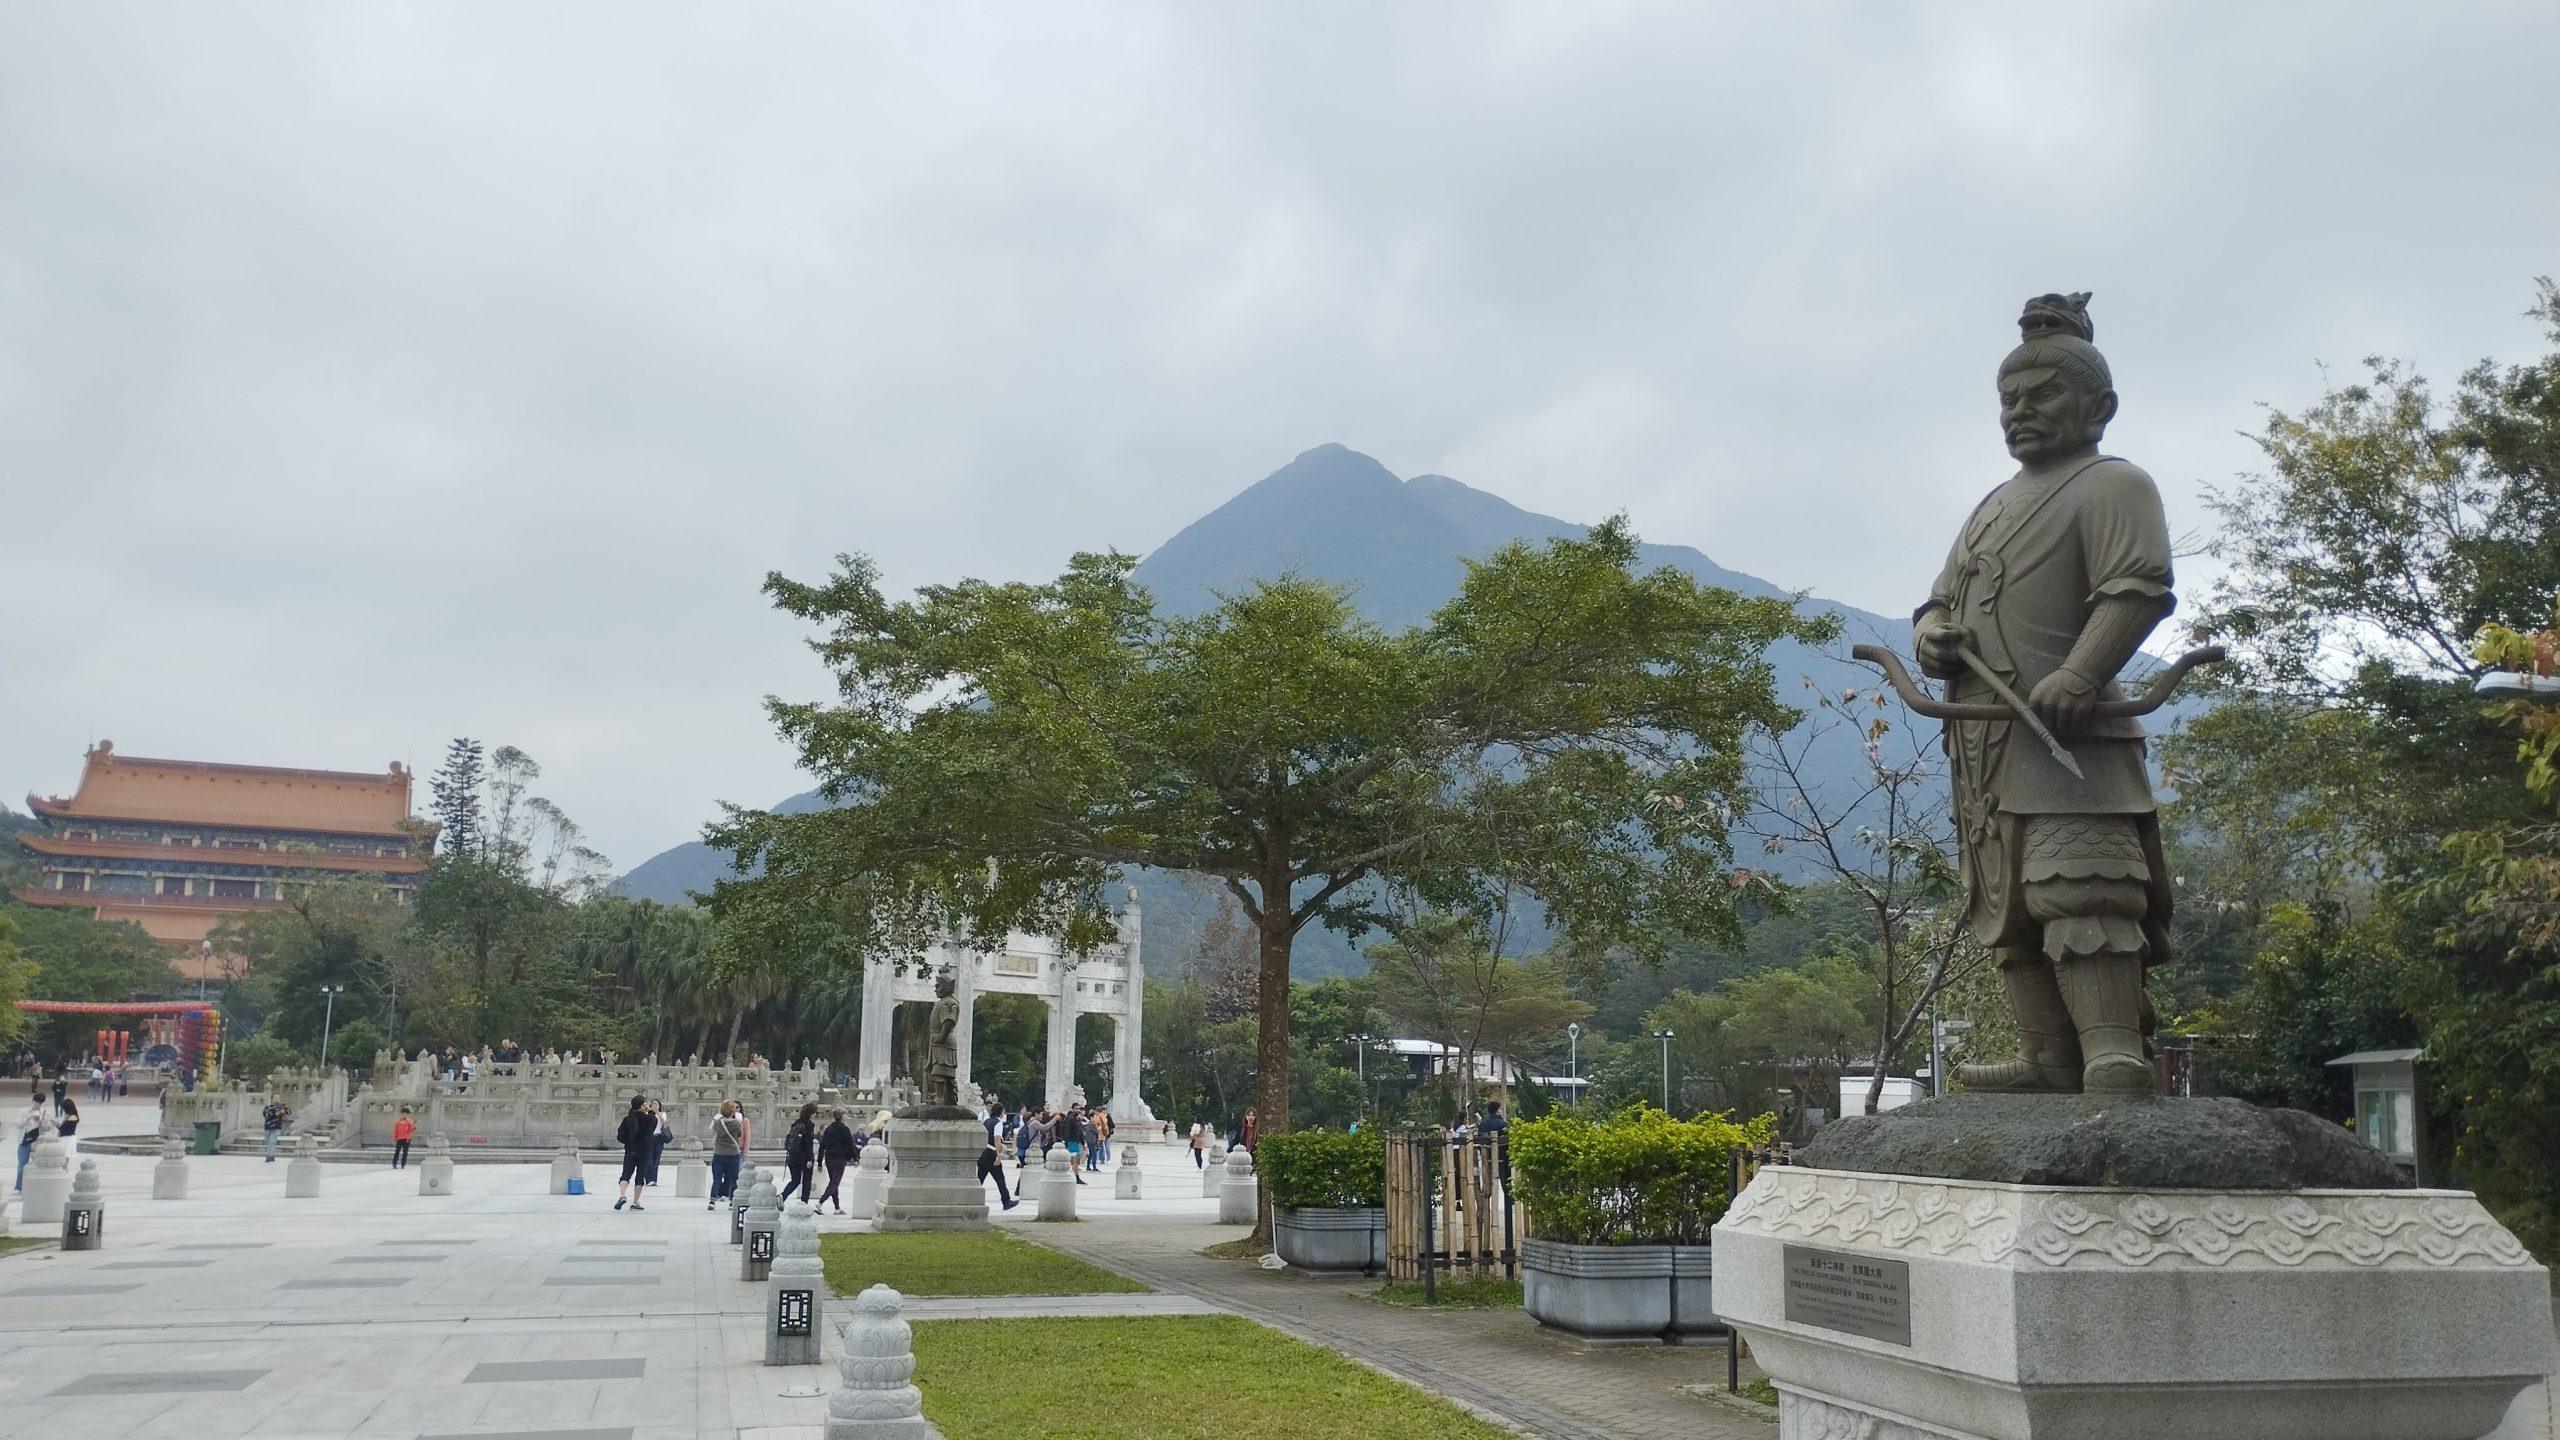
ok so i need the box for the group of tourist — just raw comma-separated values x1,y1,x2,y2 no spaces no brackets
1184,1106,1260,1167
14,1087,81,1192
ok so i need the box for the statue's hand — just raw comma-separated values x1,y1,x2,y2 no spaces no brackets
1914,620,1974,679
2029,668,2099,734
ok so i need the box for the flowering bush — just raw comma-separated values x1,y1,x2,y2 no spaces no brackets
1257,1128,1387,1210
1507,1105,1774,1246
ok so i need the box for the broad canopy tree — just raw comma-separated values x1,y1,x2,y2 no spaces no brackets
711,518,1827,1161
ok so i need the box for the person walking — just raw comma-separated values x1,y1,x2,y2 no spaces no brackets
644,1099,672,1192
15,1095,50,1192
708,1100,746,1209
816,1108,856,1214
262,1098,289,1162
777,1101,819,1204
1237,1107,1259,1151
613,1095,654,1211
1089,1108,1111,1170
1188,1120,1206,1169
977,1122,1019,1211
391,1106,416,1169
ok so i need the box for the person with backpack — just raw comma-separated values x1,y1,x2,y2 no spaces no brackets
816,1108,857,1214
707,1100,746,1210
777,1101,819,1204
391,1106,417,1169
262,1099,290,1163
644,1099,672,1190
613,1095,654,1211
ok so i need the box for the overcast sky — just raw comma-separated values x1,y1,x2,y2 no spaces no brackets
5,3,2556,872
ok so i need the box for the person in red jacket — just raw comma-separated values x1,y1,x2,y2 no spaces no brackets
391,1107,417,1169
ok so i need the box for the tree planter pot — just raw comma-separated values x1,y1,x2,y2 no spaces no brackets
1273,1206,1386,1274
1521,1237,1719,1343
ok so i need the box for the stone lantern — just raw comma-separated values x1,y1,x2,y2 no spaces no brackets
152,1136,189,1200
1218,1145,1257,1226
60,1160,105,1250
766,1199,824,1366
1114,1145,1142,1199
1034,1149,1077,1222
742,1172,781,1281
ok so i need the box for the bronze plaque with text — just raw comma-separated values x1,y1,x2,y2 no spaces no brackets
1781,1244,1912,1345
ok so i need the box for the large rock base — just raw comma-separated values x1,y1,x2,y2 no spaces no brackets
1715,1165,2553,1440
874,1115,989,1233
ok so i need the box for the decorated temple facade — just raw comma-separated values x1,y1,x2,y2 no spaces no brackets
15,741,435,975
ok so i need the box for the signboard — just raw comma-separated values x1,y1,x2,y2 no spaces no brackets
777,1289,813,1336
750,1230,775,1263
1781,1244,1911,1346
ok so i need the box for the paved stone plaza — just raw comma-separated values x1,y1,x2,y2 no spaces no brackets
6,1099,2552,1440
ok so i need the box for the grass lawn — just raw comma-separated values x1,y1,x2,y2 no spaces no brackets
912,1314,1516,1440
0,1236,50,1258
1371,1277,1521,1309
819,1228,1147,1297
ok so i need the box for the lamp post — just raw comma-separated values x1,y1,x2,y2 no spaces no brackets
317,984,346,1070
1347,1032,1371,1098
1566,1022,1581,1107
198,939,213,1002
1652,1029,1675,1111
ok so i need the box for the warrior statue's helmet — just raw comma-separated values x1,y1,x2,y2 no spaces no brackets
1999,291,2113,397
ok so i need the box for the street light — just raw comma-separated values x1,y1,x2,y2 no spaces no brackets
1566,1022,1581,1107
1652,1029,1676,1111
2476,670,2553,699
198,939,213,1002
317,984,347,1070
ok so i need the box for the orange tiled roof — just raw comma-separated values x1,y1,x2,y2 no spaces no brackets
16,832,427,875
26,740,429,839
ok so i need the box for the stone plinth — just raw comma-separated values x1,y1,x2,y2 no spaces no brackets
743,1174,781,1281
284,1135,324,1197
1114,1145,1142,1200
1218,1146,1257,1225
18,1138,68,1226
848,1145,889,1221
151,1137,189,1200
675,1138,708,1198
1034,1150,1077,1222
1202,1140,1226,1199
418,1135,455,1196
1714,1165,2556,1440
825,1284,942,1439
60,1160,104,1249
875,1113,990,1233
548,1135,585,1195
767,1199,826,1366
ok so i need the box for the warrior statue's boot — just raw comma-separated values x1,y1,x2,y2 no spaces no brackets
2057,951,2153,1094
2023,840,2157,1096
1956,947,2081,1093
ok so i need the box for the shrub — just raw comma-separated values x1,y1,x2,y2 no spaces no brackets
1507,1105,1774,1246
1258,1128,1387,1210
224,1034,303,1089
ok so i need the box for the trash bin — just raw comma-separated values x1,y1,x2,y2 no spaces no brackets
193,1121,222,1156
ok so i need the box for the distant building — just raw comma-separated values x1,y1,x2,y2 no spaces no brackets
14,741,434,978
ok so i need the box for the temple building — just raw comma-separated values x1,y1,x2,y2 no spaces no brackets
15,741,434,977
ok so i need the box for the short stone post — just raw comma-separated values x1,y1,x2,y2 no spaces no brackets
285,1134,324,1198
61,1160,105,1249
152,1136,190,1200
18,1137,69,1226
825,1284,942,1439
1218,1145,1257,1225
1033,1149,1077,1222
1202,1139,1226,1198
765,1199,825,1366
742,1172,781,1281
1114,1145,1142,1200
732,1164,764,1245
675,1137,708,1198
847,1145,889,1221
548,1134,585,1195
419,1135,456,1196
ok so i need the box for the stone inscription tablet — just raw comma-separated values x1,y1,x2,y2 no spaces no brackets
1782,1244,1911,1346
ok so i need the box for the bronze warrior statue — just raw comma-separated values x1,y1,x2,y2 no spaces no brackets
923,970,961,1108
1913,293,2176,1096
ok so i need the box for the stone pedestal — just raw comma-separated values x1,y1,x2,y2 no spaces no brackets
675,1138,708,1198
419,1135,455,1196
60,1160,104,1249
548,1135,585,1195
743,1174,781,1281
18,1138,68,1226
284,1135,324,1197
1034,1150,1078,1221
732,1165,763,1245
848,1145,889,1220
767,1199,826,1366
1202,1140,1226,1198
1715,1164,2556,1440
825,1284,942,1439
875,1113,990,1233
1218,1146,1257,1225
1114,1146,1142,1199
151,1138,189,1200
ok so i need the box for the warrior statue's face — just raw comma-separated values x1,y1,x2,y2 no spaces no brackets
1997,364,2116,464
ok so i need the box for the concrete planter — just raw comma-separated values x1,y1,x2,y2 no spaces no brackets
1273,1207,1386,1274
1521,1237,1718,1343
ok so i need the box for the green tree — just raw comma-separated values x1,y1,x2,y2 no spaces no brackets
713,519,1822,1206
430,738,485,858
1363,914,1589,1109
0,909,31,1051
